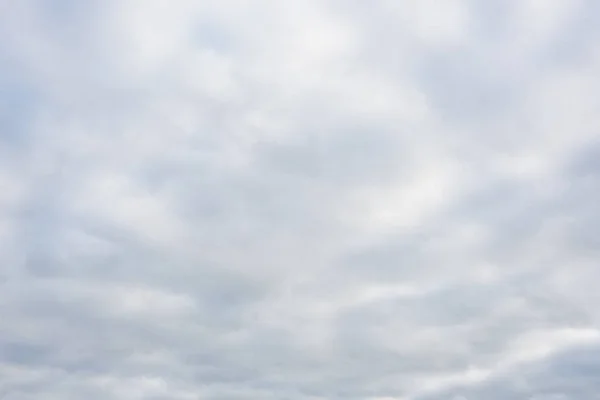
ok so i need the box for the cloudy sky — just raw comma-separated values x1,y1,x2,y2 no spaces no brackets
1,0,600,399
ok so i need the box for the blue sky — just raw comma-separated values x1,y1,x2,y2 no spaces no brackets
1,0,599,399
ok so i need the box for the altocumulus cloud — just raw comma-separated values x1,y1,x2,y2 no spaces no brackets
0,0,599,399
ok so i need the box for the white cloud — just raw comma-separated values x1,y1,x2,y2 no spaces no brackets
386,0,471,46
515,0,583,48
1,1,599,399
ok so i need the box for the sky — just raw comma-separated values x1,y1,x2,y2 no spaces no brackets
0,0,599,399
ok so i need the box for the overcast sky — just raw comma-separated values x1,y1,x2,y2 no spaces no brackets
1,0,600,399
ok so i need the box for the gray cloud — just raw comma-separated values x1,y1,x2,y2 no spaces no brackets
1,0,599,399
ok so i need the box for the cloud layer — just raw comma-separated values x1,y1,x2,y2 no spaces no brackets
1,0,600,399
